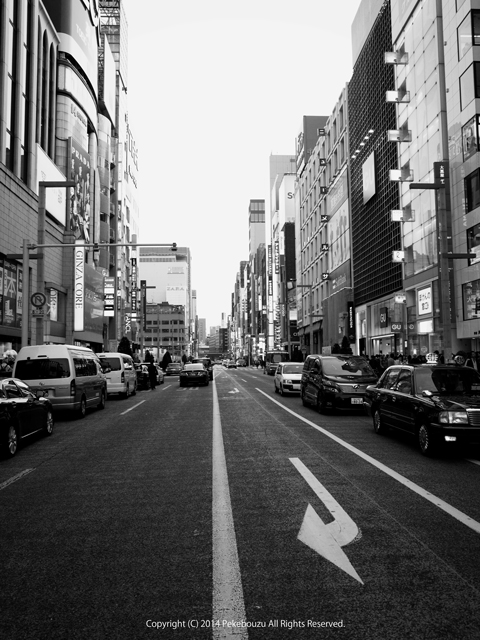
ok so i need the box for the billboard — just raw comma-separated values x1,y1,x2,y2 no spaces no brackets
43,0,100,97
36,146,69,226
102,35,117,123
0,258,22,329
69,139,91,241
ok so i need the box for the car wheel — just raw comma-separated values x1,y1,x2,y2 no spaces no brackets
418,423,435,456
274,383,279,394
373,409,387,434
78,396,87,419
301,390,308,406
132,382,137,396
316,391,328,413
205,380,209,386
280,384,285,396
123,384,130,399
44,410,54,435
7,424,18,457
97,389,106,410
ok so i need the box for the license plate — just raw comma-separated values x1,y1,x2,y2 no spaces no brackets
351,397,363,404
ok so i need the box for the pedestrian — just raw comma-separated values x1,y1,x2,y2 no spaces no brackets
0,356,13,377
148,361,157,390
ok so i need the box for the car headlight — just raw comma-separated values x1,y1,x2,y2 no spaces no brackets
438,411,468,424
284,379,292,384
323,380,340,393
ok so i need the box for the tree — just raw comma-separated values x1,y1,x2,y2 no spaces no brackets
118,336,133,357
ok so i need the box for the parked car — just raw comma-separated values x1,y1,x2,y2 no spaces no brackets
365,363,480,456
0,377,54,457
227,360,237,369
98,352,137,398
13,344,107,418
236,358,247,367
301,354,377,412
179,363,209,387
165,362,183,376
274,363,304,395
134,363,164,390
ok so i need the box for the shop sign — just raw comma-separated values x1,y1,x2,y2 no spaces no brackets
417,285,432,316
379,307,388,328
391,322,403,332
74,243,85,331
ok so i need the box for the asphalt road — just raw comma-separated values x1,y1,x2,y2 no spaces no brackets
1,365,480,640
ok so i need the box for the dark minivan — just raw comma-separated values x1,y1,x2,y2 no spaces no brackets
301,354,377,412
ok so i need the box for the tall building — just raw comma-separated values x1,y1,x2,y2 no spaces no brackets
139,246,193,354
248,199,265,360
198,318,207,345
349,0,403,357
0,0,139,355
268,154,297,350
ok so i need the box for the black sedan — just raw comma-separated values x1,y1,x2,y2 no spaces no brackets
365,363,480,456
0,377,54,457
179,364,209,387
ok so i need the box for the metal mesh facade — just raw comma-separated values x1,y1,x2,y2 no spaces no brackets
348,0,402,306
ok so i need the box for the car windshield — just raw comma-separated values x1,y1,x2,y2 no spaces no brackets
185,364,204,371
415,367,480,395
15,358,70,380
323,357,375,377
282,364,303,374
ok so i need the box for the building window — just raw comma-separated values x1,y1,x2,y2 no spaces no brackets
460,63,480,110
467,223,480,265
458,11,480,59
465,168,480,212
462,116,479,159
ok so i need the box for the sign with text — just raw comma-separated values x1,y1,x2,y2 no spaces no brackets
74,242,85,331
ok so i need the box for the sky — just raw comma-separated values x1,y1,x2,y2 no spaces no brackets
126,0,362,330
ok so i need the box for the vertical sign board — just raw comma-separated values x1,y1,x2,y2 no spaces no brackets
268,245,273,296
103,277,115,317
347,301,355,342
140,280,147,331
130,258,137,318
74,242,85,331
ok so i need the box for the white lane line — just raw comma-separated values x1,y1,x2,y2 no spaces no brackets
0,469,35,491
212,379,248,638
120,400,146,415
466,459,480,467
257,389,480,536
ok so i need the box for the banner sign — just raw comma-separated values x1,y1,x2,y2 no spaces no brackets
74,242,85,331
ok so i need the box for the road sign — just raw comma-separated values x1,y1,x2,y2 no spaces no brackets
31,292,47,308
31,308,45,317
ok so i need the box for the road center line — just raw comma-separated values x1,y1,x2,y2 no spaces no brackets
257,389,480,536
120,400,146,415
0,468,35,491
212,378,248,637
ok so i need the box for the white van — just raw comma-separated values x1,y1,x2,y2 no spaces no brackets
13,345,107,418
97,352,137,398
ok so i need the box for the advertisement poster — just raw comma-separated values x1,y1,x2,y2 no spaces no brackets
84,264,104,335
0,262,3,325
70,139,91,242
2,260,18,327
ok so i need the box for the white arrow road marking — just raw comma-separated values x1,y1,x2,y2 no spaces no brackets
290,457,364,585
228,388,240,394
